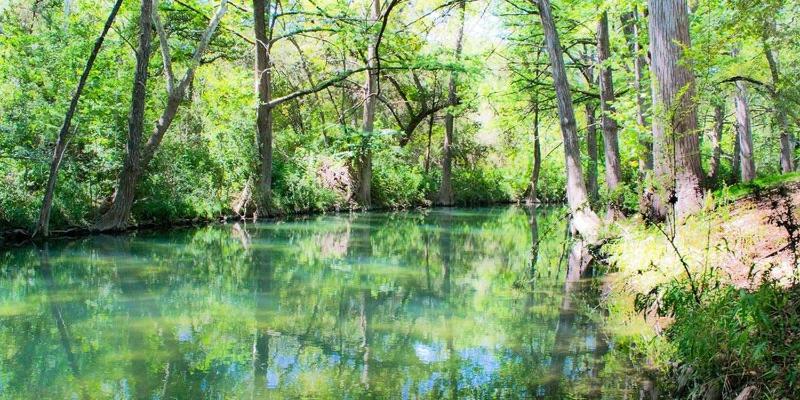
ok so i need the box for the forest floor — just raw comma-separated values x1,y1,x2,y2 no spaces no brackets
606,172,800,298
714,180,800,288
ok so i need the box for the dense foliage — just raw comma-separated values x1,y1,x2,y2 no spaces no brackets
2,0,800,233
3,0,800,397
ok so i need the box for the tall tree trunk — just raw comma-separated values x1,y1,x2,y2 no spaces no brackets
356,0,381,208
529,99,542,203
94,0,153,231
437,0,465,206
596,11,623,191
585,103,599,200
424,113,434,174
707,103,725,183
647,0,704,219
762,38,794,172
732,125,741,182
35,0,123,237
735,82,756,182
535,0,601,243
622,8,652,178
95,0,227,231
254,0,274,212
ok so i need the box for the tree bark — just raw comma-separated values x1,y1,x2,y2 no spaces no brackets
254,0,274,212
762,38,794,173
735,82,756,182
621,8,653,178
535,0,601,243
585,103,599,200
647,0,704,219
707,103,725,183
424,113,434,174
95,0,227,231
35,0,123,237
93,0,153,231
529,99,542,203
437,0,465,206
732,124,741,182
356,0,382,208
596,11,623,191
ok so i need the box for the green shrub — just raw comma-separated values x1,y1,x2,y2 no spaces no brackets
272,153,345,214
652,280,800,398
532,163,566,203
452,166,514,205
372,152,427,209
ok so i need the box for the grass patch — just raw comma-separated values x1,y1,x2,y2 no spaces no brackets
715,172,800,204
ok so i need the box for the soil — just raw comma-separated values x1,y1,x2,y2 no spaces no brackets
716,182,800,288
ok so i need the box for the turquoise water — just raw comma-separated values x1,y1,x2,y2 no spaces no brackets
0,207,635,399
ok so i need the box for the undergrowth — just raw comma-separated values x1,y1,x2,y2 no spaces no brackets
604,178,800,399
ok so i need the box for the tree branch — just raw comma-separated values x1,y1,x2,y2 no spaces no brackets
152,1,175,94
267,67,369,108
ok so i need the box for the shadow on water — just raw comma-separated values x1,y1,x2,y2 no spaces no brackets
0,206,653,399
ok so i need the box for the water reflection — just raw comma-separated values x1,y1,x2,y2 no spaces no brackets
1,207,637,398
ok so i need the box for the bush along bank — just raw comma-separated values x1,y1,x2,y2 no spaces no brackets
1,148,568,245
600,175,800,399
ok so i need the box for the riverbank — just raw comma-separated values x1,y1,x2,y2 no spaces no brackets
0,197,535,248
600,173,800,399
1,160,549,247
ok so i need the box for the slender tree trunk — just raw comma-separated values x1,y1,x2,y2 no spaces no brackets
622,8,652,177
596,11,622,191
437,0,465,206
634,12,652,174
95,0,227,231
254,0,274,212
424,113,434,174
585,104,599,200
762,39,794,173
535,0,601,243
529,99,542,203
35,0,123,237
707,103,725,183
732,126,741,182
94,0,153,231
289,37,329,145
647,0,704,219
735,82,756,182
356,0,381,208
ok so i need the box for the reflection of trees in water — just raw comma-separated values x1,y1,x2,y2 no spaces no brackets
359,289,371,389
250,222,272,400
38,244,88,400
0,207,640,398
315,223,350,258
530,206,540,279
547,239,606,398
439,211,452,295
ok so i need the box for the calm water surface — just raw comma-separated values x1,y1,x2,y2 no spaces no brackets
0,207,639,399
